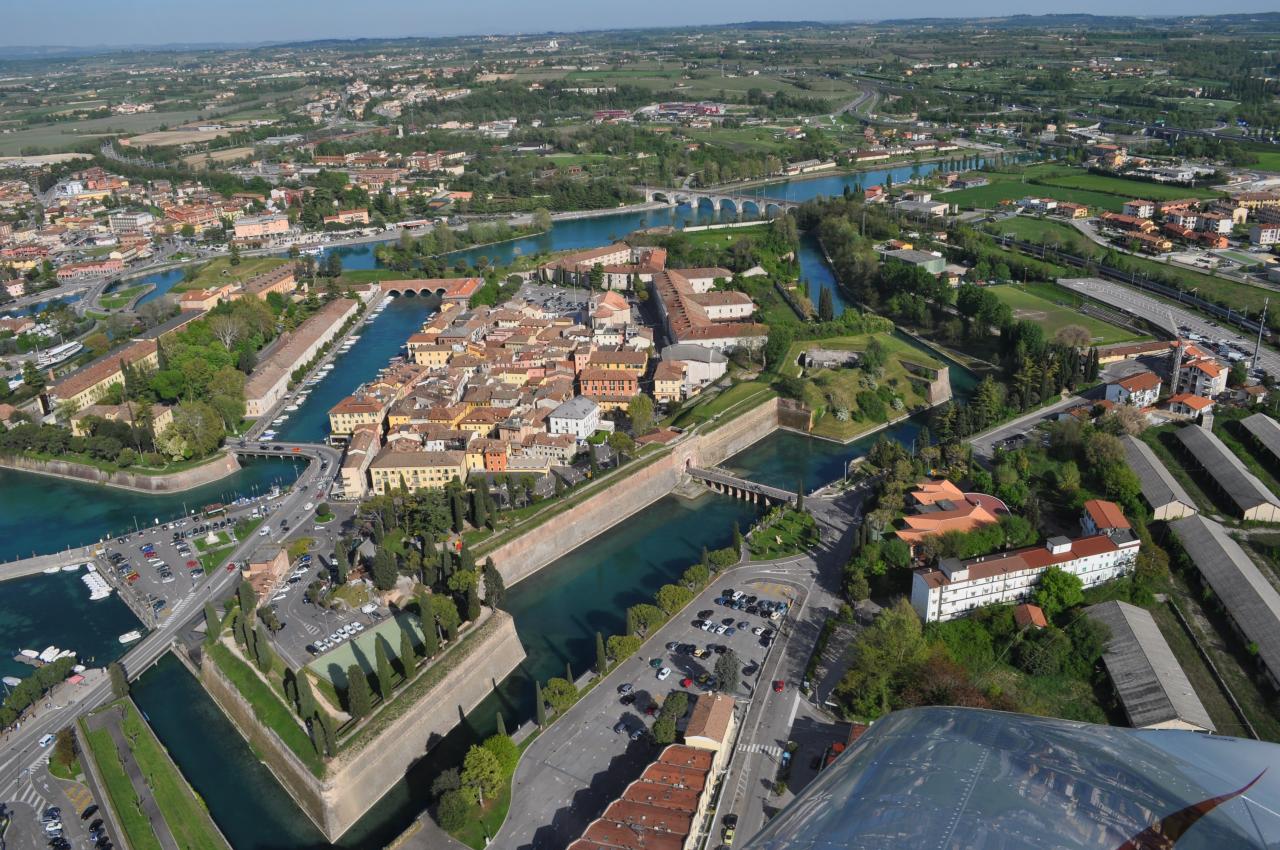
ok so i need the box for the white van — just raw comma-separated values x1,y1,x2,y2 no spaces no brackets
38,733,55,747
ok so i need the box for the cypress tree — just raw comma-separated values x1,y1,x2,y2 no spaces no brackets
796,478,805,511
204,601,221,639
450,489,465,532
254,624,274,673
818,286,834,322
346,665,372,719
422,611,442,655
459,542,475,574
595,631,608,676
566,661,574,684
471,489,487,529
732,522,743,551
375,640,395,701
482,557,506,608
297,670,316,719
465,584,481,621
315,710,337,757
399,629,417,678
495,711,507,738
534,680,546,727
438,545,452,583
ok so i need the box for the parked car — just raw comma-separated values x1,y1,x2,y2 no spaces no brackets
657,667,671,680
772,679,785,693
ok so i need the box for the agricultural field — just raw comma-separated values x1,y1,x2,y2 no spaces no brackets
1032,171,1222,202
944,164,1225,213
181,146,255,169
122,127,233,147
985,283,1143,345
0,109,206,155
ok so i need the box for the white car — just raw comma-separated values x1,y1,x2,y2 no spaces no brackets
715,624,728,634
258,526,271,537
352,622,365,632
656,667,671,680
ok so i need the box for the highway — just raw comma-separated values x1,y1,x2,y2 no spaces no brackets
0,440,339,806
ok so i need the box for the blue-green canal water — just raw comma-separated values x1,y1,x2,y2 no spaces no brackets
0,456,304,562
46,160,996,848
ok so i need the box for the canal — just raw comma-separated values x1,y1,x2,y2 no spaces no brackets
43,159,996,847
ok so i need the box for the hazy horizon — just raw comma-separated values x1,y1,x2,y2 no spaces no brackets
6,2,1280,49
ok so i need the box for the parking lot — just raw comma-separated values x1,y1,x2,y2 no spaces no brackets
499,573,800,850
264,555,386,672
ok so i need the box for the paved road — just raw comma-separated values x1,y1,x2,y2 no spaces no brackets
492,487,862,850
1059,277,1280,377
968,394,1085,463
0,443,337,804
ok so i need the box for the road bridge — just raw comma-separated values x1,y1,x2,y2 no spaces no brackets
639,188,800,216
687,466,797,506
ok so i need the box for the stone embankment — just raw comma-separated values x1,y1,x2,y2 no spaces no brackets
198,611,526,842
0,451,241,494
489,397,782,587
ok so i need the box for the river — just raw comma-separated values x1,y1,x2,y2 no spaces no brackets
35,160,992,847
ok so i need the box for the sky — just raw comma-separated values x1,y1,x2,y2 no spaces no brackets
6,0,1280,47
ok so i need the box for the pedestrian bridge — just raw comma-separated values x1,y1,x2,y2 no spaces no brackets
687,466,797,506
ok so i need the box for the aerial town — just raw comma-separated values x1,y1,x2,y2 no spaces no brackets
1,9,1280,850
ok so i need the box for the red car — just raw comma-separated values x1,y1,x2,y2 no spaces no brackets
226,562,237,572
645,704,657,716
772,679,785,693
126,572,140,583
680,677,693,688
186,560,198,568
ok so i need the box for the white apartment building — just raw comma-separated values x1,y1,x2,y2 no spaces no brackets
911,531,1141,623
1104,370,1161,407
1251,224,1280,247
547,396,600,440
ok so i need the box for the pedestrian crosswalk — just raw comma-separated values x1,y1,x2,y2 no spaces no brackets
740,743,783,760
169,592,199,619
13,779,49,812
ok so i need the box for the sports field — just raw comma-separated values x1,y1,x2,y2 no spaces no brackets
986,283,1143,345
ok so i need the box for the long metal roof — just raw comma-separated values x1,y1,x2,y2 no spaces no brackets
1168,514,1280,682
1174,425,1280,515
1085,600,1215,732
1121,434,1196,514
1240,412,1280,464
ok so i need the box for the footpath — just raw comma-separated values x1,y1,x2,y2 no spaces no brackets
84,704,180,850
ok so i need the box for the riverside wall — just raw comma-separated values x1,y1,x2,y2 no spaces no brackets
199,612,526,842
0,451,241,493
490,397,781,587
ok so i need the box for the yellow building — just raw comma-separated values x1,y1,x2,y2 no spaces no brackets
407,338,453,368
368,448,466,494
50,339,160,413
328,395,388,436
653,361,684,405
70,401,173,437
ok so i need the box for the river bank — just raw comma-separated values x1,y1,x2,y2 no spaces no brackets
0,451,241,494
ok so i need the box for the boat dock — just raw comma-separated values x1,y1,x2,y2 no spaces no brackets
0,546,100,584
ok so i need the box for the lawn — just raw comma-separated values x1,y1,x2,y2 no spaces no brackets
171,257,290,293
985,283,1142,345
985,215,1277,320
80,713,164,850
1148,603,1252,739
749,508,818,559
100,284,149,309
1033,171,1222,202
945,180,1129,212
670,380,776,429
116,700,229,850
781,333,945,441
206,641,325,776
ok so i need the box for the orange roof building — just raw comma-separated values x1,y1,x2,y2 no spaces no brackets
895,479,1006,551
1081,499,1131,537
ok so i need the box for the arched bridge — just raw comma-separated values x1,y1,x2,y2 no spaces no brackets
687,466,797,506
379,277,482,300
641,188,800,217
